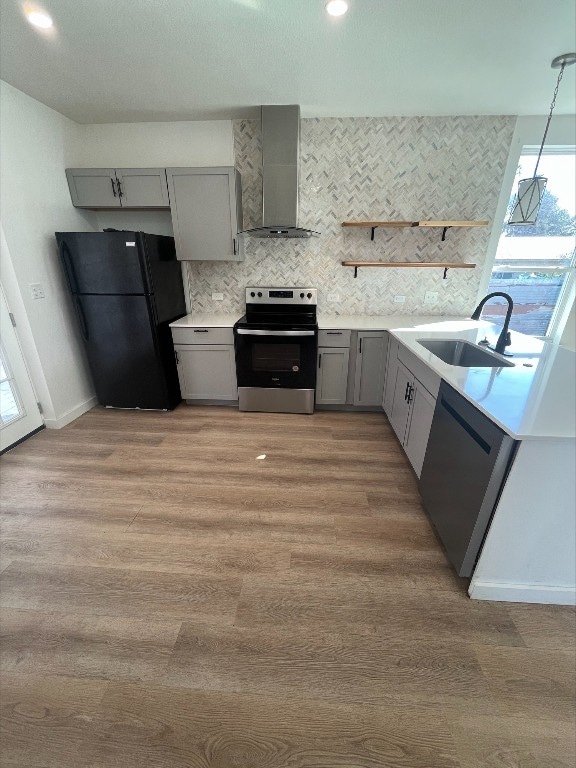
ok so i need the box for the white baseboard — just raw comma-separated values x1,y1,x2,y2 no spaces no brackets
469,580,576,606
44,396,98,430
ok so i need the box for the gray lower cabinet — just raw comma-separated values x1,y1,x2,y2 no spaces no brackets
66,168,169,208
389,360,413,442
316,347,350,405
353,332,388,407
166,167,243,261
175,345,237,401
388,358,438,478
383,335,399,416
404,381,436,478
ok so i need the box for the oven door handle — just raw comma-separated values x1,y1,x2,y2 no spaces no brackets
236,329,316,337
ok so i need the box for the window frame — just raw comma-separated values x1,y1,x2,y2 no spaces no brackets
480,116,576,343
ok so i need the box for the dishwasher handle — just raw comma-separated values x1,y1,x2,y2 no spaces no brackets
440,395,491,454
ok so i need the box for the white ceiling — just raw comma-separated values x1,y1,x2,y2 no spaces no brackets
1,0,575,124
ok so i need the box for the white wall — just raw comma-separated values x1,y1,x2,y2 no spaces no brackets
0,81,97,427
67,120,234,167
470,438,576,605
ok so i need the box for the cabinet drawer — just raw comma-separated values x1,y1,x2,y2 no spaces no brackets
397,342,440,398
171,326,234,345
318,329,351,347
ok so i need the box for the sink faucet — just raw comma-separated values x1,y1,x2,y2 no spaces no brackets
471,292,514,355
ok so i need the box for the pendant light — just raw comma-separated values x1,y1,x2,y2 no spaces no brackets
508,52,576,226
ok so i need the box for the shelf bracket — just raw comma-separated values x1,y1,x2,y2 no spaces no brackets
354,266,358,278
441,226,450,242
370,227,376,242
443,267,449,279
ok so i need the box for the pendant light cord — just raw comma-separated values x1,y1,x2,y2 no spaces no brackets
533,62,566,178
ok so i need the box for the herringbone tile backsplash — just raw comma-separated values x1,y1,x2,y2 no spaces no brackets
186,115,514,316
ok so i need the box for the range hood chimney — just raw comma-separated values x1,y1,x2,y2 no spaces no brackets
242,105,320,239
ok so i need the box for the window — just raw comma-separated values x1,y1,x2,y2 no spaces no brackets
482,148,576,338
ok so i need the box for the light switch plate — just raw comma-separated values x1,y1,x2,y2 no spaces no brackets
212,292,224,301
393,294,406,303
424,291,438,305
30,283,45,300
327,293,340,302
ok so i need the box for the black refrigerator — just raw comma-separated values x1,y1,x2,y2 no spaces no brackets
56,231,186,410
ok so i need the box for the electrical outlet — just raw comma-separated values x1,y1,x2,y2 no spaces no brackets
327,293,340,302
212,292,224,301
30,283,45,300
424,291,438,305
393,294,406,304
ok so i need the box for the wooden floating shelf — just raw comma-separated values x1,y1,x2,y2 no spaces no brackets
342,261,477,278
342,262,477,268
342,220,489,228
342,219,489,241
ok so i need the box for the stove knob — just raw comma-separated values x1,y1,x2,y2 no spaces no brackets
300,292,305,298
307,292,312,299
257,292,262,298
250,291,255,297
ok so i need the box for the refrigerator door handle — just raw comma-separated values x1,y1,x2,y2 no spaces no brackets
74,296,90,341
60,241,80,293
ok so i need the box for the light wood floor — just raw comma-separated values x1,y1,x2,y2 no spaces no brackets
1,405,574,768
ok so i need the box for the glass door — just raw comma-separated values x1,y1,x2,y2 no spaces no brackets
0,286,43,452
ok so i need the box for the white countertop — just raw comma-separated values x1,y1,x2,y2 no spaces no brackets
317,314,456,330
170,313,240,328
171,313,458,330
390,319,576,440
170,312,575,439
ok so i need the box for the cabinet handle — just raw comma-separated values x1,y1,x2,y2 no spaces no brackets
111,178,117,198
359,337,362,353
404,382,410,402
175,350,180,364
326,331,342,335
116,179,123,198
233,238,237,256
194,329,209,333
318,354,322,369
407,384,414,404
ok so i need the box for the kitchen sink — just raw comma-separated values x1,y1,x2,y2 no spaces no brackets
417,339,514,368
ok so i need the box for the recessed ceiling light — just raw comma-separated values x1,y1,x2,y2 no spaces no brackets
326,0,349,17
25,9,53,28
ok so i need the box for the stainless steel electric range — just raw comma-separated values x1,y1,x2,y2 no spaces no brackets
234,287,318,414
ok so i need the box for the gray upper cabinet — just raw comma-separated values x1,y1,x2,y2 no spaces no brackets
114,169,170,208
66,168,169,209
166,167,243,261
66,168,121,208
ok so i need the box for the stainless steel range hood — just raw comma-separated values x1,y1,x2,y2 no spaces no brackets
242,105,320,239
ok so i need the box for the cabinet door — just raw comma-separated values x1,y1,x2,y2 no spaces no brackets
404,380,436,478
383,336,399,416
166,167,242,261
353,332,387,407
316,347,350,405
388,361,413,443
66,168,120,208
175,345,237,400
115,168,170,208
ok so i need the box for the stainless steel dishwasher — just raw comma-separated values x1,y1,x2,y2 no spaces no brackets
419,382,518,577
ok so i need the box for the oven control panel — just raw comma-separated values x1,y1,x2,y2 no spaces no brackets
245,288,317,305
